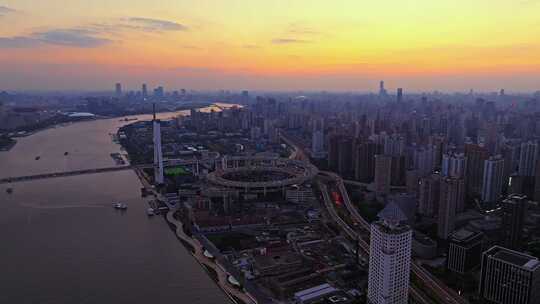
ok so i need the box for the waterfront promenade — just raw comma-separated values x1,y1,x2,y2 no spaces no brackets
165,210,256,304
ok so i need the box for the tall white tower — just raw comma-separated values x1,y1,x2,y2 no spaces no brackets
153,104,164,185
367,202,412,304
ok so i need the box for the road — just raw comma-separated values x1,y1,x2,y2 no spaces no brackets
282,133,466,304
321,171,468,304
317,179,433,304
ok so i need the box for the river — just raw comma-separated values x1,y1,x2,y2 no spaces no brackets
0,104,235,304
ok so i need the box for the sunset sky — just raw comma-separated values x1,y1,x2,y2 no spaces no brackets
1,0,539,92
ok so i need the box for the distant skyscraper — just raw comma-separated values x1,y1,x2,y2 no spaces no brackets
418,173,440,216
438,177,465,239
367,202,412,304
337,137,354,177
142,84,148,98
379,80,387,97
519,141,538,177
501,194,527,250
465,144,490,195
481,155,505,204
327,134,341,171
383,133,405,156
115,83,122,97
152,104,164,185
397,88,403,102
154,86,164,98
441,152,467,179
414,145,436,177
311,119,325,159
374,154,392,196
479,246,540,304
354,140,381,183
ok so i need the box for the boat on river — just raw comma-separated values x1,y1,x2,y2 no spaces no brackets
112,202,128,210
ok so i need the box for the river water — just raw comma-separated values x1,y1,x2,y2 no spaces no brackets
0,105,233,304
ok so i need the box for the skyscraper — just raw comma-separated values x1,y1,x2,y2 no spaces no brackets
337,137,354,177
115,83,122,97
465,144,490,195
519,141,538,177
438,177,465,239
374,154,392,196
354,140,381,183
481,155,505,204
152,104,164,185
479,246,540,304
501,194,527,250
367,202,412,304
413,145,436,177
142,83,148,98
397,88,403,103
447,228,483,274
418,173,440,216
379,80,387,97
311,119,325,159
441,152,467,179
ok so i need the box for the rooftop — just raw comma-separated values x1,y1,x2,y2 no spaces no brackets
488,246,540,270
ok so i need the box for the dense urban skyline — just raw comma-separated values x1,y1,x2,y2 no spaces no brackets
1,0,540,91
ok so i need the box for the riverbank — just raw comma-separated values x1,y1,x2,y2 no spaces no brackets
0,137,16,151
165,209,254,304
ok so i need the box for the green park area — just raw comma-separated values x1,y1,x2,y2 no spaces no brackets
165,166,189,176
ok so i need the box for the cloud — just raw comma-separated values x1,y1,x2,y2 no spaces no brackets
0,28,112,48
243,44,261,49
0,36,41,47
126,17,188,32
271,38,310,44
0,5,16,16
287,24,321,36
34,29,112,47
0,16,187,48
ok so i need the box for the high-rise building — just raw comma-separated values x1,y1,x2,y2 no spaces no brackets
397,88,403,103
311,119,325,159
142,83,148,98
354,141,381,183
367,202,412,304
338,137,354,177
115,83,122,97
501,143,520,192
535,161,540,202
327,134,341,171
374,154,392,196
154,86,164,98
481,155,505,204
438,177,465,239
501,194,527,250
418,173,440,216
479,246,540,304
414,145,436,177
447,228,483,274
390,155,406,186
441,152,467,179
519,141,538,177
152,104,164,185
383,133,405,156
465,144,490,195
379,80,387,97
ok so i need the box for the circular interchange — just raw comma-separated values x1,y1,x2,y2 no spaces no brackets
206,156,319,191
